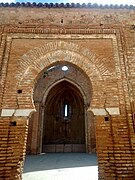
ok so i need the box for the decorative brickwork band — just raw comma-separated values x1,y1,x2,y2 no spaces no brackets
0,2,135,9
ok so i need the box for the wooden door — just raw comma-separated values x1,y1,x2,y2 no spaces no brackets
42,81,85,152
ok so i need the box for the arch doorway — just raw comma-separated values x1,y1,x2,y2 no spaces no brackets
42,81,85,153
26,63,95,154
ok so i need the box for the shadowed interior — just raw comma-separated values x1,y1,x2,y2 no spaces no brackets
43,81,85,152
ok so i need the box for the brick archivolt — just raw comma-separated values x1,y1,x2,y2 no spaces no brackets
18,40,112,81
17,41,111,108
1,40,119,116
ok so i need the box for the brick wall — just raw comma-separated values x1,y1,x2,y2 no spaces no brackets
0,7,135,179
0,117,28,179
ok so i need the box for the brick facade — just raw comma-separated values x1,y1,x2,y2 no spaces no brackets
0,5,135,179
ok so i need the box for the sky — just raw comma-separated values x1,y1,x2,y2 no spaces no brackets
0,0,135,5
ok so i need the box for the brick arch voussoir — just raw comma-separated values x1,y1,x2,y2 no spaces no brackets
17,50,105,112
18,41,111,80
17,41,110,113
18,49,103,89
18,41,79,77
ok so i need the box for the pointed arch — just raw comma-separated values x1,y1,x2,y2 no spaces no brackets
16,40,112,113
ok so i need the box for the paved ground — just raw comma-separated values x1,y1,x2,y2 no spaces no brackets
23,153,98,180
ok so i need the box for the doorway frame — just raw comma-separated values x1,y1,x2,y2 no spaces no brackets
39,78,91,153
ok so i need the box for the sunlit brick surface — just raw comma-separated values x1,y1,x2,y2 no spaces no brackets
0,7,135,180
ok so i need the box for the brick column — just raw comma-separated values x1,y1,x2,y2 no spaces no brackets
96,116,116,180
86,110,96,153
0,116,28,180
95,114,134,179
30,102,41,154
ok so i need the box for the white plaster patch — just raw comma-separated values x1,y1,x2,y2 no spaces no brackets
90,108,120,116
14,109,35,116
91,108,106,116
1,109,15,116
1,109,35,117
106,107,120,115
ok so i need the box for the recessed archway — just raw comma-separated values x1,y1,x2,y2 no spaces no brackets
16,40,119,179
42,80,85,153
16,40,111,113
26,62,96,154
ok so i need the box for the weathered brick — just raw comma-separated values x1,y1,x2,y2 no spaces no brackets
0,6,135,180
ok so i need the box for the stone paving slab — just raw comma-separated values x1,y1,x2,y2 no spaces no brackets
23,153,98,180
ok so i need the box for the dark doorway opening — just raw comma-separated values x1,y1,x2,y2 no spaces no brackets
42,81,85,153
